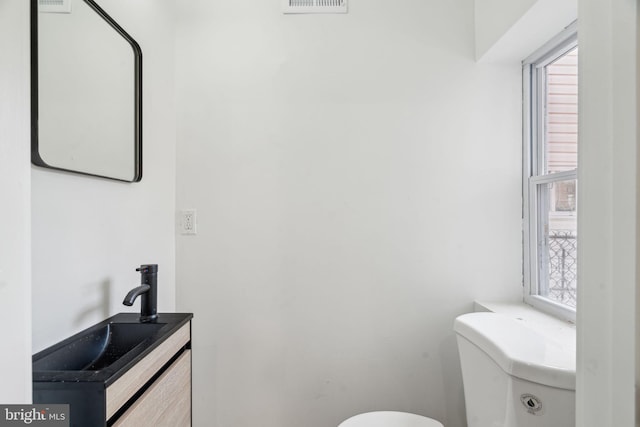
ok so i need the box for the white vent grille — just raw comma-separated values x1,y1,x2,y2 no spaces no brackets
283,0,347,14
39,0,72,13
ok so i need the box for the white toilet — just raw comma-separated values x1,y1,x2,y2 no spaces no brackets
454,312,576,426
338,411,443,427
338,311,575,427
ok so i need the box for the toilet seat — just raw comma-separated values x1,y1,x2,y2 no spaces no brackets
338,411,444,427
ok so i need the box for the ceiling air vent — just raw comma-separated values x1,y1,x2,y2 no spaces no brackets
283,0,348,14
39,0,72,13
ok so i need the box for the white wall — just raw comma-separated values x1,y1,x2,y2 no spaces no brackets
637,0,640,412
31,0,178,352
0,0,32,403
175,1,523,426
475,0,577,63
576,0,638,425
474,0,536,59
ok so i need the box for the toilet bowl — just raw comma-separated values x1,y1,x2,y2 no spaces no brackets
338,411,443,427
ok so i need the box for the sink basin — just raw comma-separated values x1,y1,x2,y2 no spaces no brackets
33,322,166,371
32,313,193,427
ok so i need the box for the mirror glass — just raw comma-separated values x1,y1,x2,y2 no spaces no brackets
31,0,142,182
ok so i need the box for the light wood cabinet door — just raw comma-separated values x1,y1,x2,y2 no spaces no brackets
106,323,191,420
113,349,191,427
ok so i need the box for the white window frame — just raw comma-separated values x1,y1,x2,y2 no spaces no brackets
522,23,578,322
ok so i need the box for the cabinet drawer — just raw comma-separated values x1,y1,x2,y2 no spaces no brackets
113,349,191,427
106,322,190,419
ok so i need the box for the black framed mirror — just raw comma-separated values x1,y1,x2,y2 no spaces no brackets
31,0,142,182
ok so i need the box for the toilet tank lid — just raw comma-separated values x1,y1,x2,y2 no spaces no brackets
454,312,576,390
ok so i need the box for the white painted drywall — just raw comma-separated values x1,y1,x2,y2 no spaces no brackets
475,0,577,63
637,0,640,410
0,0,32,403
31,0,178,352
175,1,523,426
474,0,536,59
576,0,638,425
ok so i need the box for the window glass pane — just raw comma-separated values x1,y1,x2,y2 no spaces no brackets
536,179,577,307
544,47,578,174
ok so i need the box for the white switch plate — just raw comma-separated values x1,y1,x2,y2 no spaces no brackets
179,209,197,235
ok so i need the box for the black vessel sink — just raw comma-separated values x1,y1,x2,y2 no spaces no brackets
33,322,166,372
33,313,192,385
32,313,193,427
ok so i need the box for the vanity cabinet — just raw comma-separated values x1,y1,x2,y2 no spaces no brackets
33,313,193,427
112,346,191,426
108,323,191,427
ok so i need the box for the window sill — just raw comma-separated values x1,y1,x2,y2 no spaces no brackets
474,300,576,348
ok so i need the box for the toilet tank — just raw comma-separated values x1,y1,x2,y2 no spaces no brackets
454,312,575,427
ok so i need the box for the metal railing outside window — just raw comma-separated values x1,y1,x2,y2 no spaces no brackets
547,230,577,308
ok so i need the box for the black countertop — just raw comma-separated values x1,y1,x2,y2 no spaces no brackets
32,312,193,387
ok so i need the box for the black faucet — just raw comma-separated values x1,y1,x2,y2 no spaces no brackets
123,264,158,322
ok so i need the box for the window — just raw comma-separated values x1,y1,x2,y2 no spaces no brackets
523,25,578,321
